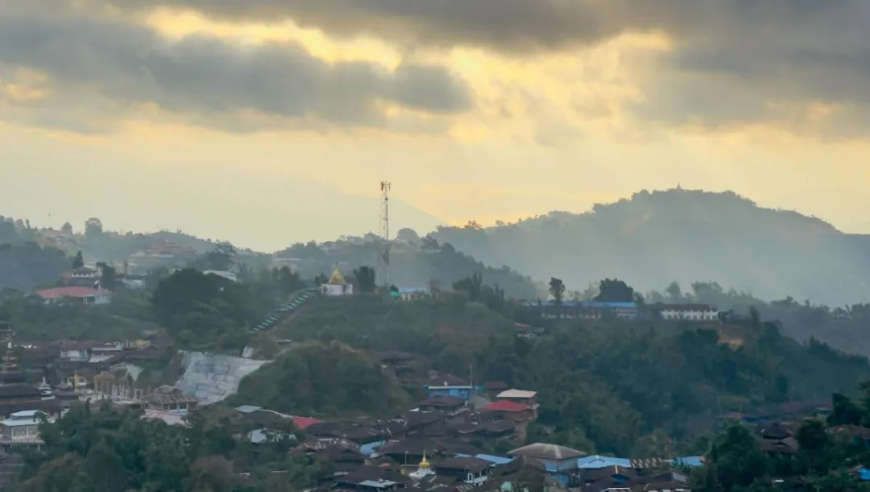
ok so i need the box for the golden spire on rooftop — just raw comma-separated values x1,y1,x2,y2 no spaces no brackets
328,266,346,285
419,451,430,470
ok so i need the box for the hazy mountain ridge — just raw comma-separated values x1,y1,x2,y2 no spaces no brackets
432,188,870,306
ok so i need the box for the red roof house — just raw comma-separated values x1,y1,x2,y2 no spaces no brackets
485,400,536,424
292,416,323,430
36,287,112,305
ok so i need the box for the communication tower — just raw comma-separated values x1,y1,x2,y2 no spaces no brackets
379,181,391,287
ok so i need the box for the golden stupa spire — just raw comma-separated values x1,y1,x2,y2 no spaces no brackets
328,265,346,285
419,451,430,470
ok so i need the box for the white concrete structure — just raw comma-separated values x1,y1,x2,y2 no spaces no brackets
174,351,268,405
321,267,353,297
0,411,52,444
657,304,719,321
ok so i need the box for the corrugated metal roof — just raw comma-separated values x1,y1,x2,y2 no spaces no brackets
497,389,537,399
577,455,632,469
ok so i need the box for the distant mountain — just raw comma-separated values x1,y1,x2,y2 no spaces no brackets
431,189,870,306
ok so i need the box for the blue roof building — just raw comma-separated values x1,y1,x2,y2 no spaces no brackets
577,455,632,469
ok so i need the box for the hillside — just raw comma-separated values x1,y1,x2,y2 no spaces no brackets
431,188,870,305
269,294,870,455
276,236,540,298
229,341,413,417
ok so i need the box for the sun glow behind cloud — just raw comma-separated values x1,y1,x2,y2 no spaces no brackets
2,1,870,249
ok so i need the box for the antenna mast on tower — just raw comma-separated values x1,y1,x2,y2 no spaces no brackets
379,181,391,287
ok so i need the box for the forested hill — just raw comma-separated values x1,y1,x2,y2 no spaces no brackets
275,235,541,299
270,294,870,455
432,188,870,305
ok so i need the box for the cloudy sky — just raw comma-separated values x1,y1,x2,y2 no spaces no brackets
2,0,870,250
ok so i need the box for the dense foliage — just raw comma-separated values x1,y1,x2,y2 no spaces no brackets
152,269,272,351
18,403,322,492
692,385,870,492
274,294,870,456
230,341,412,417
0,218,69,292
0,292,158,342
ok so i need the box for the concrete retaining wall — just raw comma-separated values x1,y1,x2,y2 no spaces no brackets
174,351,269,405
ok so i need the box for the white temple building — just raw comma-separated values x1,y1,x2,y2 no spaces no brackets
321,267,353,297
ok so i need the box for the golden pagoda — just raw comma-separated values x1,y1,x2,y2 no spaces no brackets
328,267,347,285
321,265,353,296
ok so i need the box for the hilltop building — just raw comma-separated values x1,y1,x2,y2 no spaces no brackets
652,304,719,321
35,287,112,306
321,267,353,297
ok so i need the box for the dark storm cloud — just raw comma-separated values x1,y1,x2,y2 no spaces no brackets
0,14,471,131
88,0,870,132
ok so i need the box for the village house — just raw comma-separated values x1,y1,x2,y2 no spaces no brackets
60,267,101,287
509,443,585,487
142,385,199,413
332,465,410,492
397,287,430,301
652,304,719,321
36,287,112,306
484,400,536,424
534,301,639,320
0,410,52,447
433,456,492,487
416,396,467,414
496,389,538,408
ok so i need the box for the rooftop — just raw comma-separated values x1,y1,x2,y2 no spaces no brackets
435,457,491,473
510,443,585,461
496,389,537,399
578,455,632,469
36,287,111,300
485,400,531,413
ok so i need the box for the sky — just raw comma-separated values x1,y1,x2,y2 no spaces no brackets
2,0,870,251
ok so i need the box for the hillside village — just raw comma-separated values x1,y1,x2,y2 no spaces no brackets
3,201,870,491
0,252,863,491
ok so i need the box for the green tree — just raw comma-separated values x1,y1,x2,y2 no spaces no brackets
72,250,84,270
84,218,103,239
706,423,769,492
666,281,682,301
549,277,565,305
353,266,377,293
96,263,116,291
595,278,636,303
204,242,236,271
827,393,863,426
796,419,831,473
453,273,484,302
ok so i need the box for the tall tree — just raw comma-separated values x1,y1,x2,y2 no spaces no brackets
353,266,377,293
549,277,565,304
84,218,103,238
453,273,483,302
204,242,236,271
666,281,682,301
595,278,635,303
96,262,116,291
72,250,84,270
